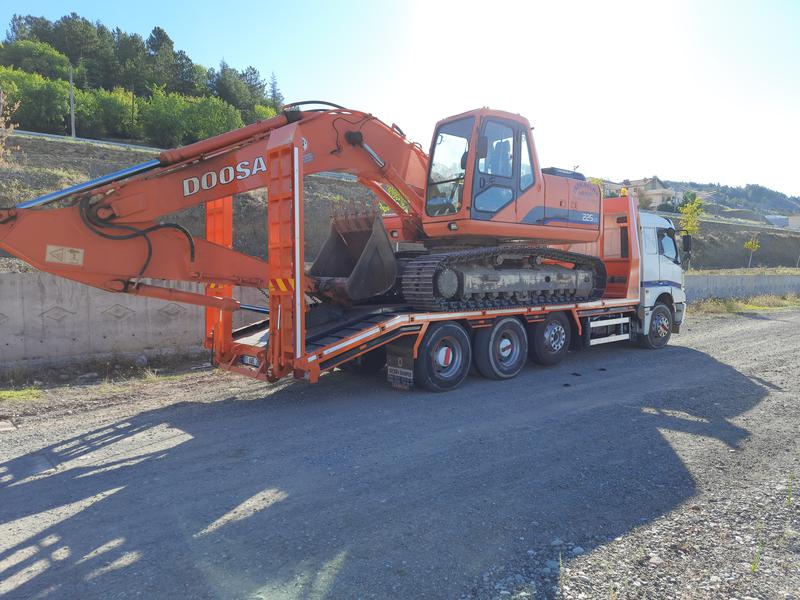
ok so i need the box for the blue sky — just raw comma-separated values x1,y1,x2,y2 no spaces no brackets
4,1,800,195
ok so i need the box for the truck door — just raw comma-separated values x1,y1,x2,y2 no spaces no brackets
656,228,681,285
471,119,517,222
641,226,660,284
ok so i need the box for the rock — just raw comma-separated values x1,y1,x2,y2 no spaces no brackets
648,555,664,566
546,560,559,569
571,546,585,555
76,372,99,380
134,354,148,368
550,537,563,546
526,549,536,556
540,567,552,576
710,575,721,583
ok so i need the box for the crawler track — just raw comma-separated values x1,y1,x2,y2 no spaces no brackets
400,246,607,311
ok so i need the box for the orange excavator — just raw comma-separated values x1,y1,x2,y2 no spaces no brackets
1,101,639,390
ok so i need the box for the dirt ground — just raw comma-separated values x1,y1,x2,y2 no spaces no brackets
1,310,798,599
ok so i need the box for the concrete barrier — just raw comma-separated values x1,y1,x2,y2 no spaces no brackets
0,272,263,371
1,272,799,371
684,274,800,302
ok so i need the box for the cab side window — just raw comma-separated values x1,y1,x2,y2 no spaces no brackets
657,229,678,261
519,132,534,190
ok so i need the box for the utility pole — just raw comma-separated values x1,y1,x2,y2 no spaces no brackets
69,65,76,138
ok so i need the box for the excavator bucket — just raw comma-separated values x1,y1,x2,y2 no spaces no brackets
308,208,397,304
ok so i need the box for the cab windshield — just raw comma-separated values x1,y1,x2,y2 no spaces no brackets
426,117,474,216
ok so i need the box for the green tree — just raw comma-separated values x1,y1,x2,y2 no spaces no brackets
184,95,243,142
6,15,55,45
0,40,72,80
146,27,178,91
0,66,69,132
743,235,760,268
678,197,704,235
268,71,283,110
50,13,98,67
84,23,119,89
254,103,277,120
73,87,105,137
115,29,150,92
212,61,255,122
139,86,187,146
267,71,283,110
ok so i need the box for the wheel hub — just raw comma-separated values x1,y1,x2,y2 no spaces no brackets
498,337,513,358
436,345,453,368
653,314,670,338
544,322,566,352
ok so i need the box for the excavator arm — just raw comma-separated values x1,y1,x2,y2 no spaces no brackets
0,103,428,310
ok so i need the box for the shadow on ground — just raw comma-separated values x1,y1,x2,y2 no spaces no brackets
0,344,766,599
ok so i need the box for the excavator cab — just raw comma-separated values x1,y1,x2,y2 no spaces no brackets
422,109,602,245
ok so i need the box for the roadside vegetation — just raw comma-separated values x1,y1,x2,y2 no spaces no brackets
691,293,800,315
0,386,42,401
688,267,800,276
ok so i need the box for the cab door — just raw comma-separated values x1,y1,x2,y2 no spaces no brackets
657,227,682,285
471,119,517,222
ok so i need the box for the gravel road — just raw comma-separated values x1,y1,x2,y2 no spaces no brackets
1,311,798,599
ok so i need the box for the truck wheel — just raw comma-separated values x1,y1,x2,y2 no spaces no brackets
639,303,672,349
414,322,472,392
474,317,528,379
529,312,571,366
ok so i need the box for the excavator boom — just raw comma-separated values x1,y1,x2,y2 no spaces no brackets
0,105,428,309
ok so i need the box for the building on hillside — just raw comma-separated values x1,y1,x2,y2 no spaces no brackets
765,215,789,228
600,176,680,209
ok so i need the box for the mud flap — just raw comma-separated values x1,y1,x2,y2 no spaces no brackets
308,215,397,303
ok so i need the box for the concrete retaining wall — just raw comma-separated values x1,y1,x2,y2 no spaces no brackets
684,274,800,302
1,272,799,371
0,273,263,371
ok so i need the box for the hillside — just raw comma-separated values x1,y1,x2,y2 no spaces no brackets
665,180,800,215
2,134,799,272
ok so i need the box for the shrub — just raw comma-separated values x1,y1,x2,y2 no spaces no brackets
0,40,73,81
0,65,69,133
74,87,105,137
183,95,243,143
96,87,138,138
139,86,188,147
254,103,277,120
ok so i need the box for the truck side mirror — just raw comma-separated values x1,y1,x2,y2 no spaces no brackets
460,151,468,170
476,135,488,159
682,234,693,253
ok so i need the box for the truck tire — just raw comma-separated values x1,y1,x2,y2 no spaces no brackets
528,312,571,366
414,322,472,392
639,303,672,349
474,317,528,380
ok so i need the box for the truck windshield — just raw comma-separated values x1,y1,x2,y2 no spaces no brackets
426,117,474,216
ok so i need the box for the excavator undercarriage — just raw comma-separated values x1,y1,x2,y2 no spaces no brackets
307,210,606,311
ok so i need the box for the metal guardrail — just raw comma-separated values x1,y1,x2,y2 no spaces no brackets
12,129,162,152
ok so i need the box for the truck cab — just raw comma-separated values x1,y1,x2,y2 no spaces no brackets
637,212,688,347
